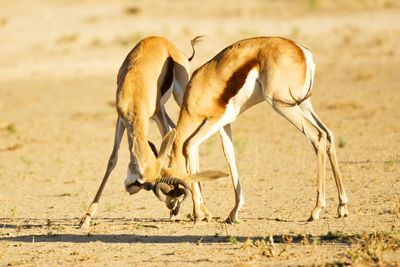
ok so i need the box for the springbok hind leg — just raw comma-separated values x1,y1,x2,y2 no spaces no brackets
154,106,175,136
79,117,125,228
328,143,349,217
300,99,349,218
273,104,327,221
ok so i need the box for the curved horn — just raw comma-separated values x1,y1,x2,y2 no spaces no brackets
153,183,172,202
154,177,191,202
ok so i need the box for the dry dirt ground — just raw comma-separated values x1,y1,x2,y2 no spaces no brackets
1,0,400,266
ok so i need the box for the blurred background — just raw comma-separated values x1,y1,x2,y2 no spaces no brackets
1,0,399,80
0,1,399,265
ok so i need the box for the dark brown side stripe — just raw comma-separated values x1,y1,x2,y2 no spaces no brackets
219,58,259,106
160,57,175,96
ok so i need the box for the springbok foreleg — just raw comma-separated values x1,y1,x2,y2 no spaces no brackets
185,118,233,223
187,146,212,224
184,120,215,224
79,116,125,228
192,149,212,222
154,106,185,219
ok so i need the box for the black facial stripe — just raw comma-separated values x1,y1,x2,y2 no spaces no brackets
128,180,142,187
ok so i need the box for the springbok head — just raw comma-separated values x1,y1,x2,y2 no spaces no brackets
125,129,228,217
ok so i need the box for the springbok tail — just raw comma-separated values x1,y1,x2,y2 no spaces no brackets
188,36,205,61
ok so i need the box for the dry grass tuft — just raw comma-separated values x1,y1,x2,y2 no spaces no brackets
241,236,287,258
0,122,17,134
325,101,363,111
338,137,347,148
89,38,103,48
124,6,141,16
353,72,374,82
0,143,22,151
227,235,239,244
56,34,79,44
346,232,400,265
383,156,398,172
241,237,255,249
0,18,7,27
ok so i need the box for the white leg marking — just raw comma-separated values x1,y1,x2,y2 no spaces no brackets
272,104,327,221
300,99,349,216
219,124,243,223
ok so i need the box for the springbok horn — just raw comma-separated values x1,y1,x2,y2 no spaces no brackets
153,183,172,202
153,177,190,202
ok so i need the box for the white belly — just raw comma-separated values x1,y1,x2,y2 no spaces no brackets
223,68,262,123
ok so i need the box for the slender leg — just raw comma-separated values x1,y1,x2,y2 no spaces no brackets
327,143,349,217
219,124,244,224
300,100,349,217
154,106,172,136
79,117,125,228
273,103,327,221
150,106,174,157
186,144,210,223
193,154,212,221
190,182,207,223
125,118,141,173
164,111,176,130
154,106,185,220
187,146,212,223
185,117,234,223
197,183,211,221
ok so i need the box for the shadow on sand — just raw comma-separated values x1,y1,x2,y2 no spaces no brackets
1,217,352,244
0,233,353,244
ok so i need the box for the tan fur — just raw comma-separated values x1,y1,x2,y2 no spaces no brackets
162,37,348,223
79,36,193,228
116,36,190,180
169,37,308,173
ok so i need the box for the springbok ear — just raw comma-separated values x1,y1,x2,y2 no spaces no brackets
148,141,158,157
157,129,176,166
185,170,229,182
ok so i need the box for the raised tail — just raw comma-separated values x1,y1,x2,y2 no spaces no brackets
188,36,204,62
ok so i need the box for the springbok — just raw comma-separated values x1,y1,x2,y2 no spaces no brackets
79,36,201,228
151,37,349,224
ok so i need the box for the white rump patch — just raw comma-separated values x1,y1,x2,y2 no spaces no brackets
296,43,315,99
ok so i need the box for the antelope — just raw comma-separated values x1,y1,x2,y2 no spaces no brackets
79,36,202,228
151,37,349,224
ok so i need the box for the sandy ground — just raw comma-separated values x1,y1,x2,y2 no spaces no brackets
1,0,400,266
